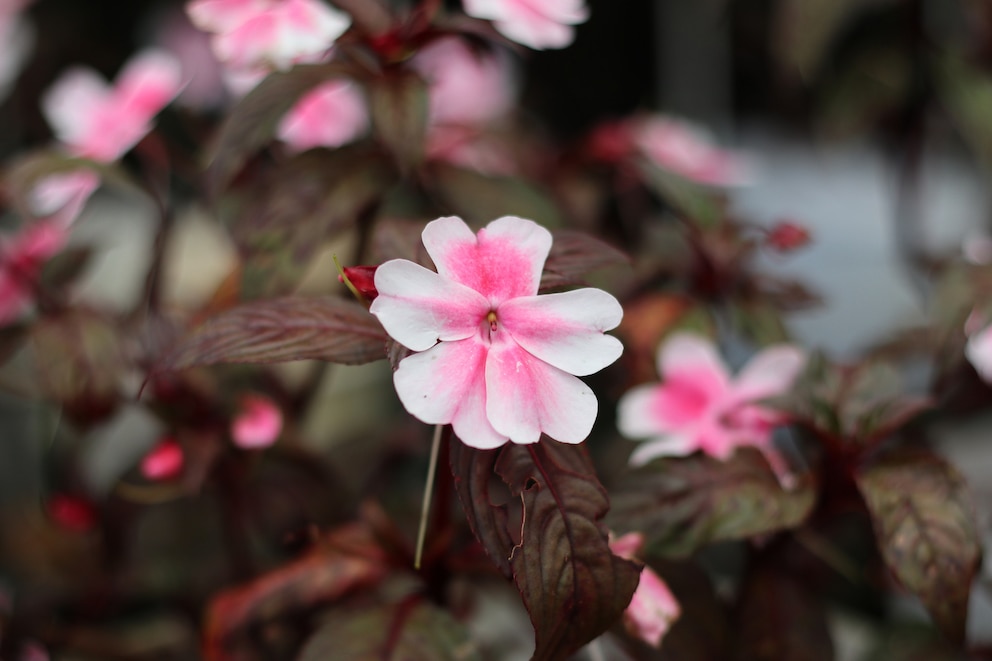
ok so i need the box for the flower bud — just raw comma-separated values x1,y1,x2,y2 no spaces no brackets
766,221,811,252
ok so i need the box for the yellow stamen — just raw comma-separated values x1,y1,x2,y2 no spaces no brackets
487,311,498,332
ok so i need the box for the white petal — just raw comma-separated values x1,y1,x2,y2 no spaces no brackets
732,344,806,404
627,434,695,467
42,67,108,148
657,332,729,386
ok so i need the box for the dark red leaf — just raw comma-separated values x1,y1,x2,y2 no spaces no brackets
608,448,816,558
856,450,981,643
430,163,563,227
160,296,388,369
539,229,629,292
450,439,640,661
368,69,428,171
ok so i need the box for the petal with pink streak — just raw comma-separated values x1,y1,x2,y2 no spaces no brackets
485,331,597,444
423,215,551,304
627,433,696,467
967,324,992,383
393,336,507,449
464,0,589,50
276,79,368,152
28,170,100,226
731,344,805,405
114,50,183,120
498,288,622,376
141,439,184,480
657,332,729,392
41,67,108,152
187,0,266,31
623,565,681,648
231,394,283,448
371,258,489,352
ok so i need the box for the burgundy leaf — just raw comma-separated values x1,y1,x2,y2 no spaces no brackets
450,439,640,661
368,69,429,171
539,229,629,292
608,448,816,558
856,450,981,643
430,163,563,227
161,296,388,369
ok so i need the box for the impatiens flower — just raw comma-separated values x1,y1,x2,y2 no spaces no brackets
42,49,182,162
187,0,350,72
338,264,378,301
618,332,804,476
141,438,185,481
632,115,751,187
27,169,100,227
276,79,368,152
231,394,283,449
463,0,589,50
370,216,623,448
965,316,992,383
0,221,67,325
610,532,681,649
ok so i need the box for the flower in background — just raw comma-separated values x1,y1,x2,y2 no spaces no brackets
632,115,751,187
27,170,101,228
141,437,185,481
463,0,589,50
231,394,283,449
765,220,812,253
0,222,67,325
618,332,804,480
965,313,992,383
186,0,350,72
276,79,368,152
371,216,623,448
609,532,681,648
154,7,229,109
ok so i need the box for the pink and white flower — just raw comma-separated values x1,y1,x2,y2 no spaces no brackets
632,115,751,187
463,0,589,50
140,437,185,481
276,79,368,152
231,394,283,449
42,49,183,162
0,221,68,325
186,0,350,72
618,332,804,475
27,169,101,228
370,216,623,448
610,531,681,649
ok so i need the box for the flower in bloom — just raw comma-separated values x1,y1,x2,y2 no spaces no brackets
618,332,805,474
231,394,283,449
370,216,623,448
609,532,681,648
141,438,185,481
276,79,368,152
186,0,350,72
0,222,67,325
42,50,183,162
462,0,589,50
632,115,751,187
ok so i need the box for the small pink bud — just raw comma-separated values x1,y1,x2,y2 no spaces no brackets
141,438,184,481
586,120,634,163
766,221,811,252
47,494,97,532
609,532,681,649
231,394,283,449
339,265,379,301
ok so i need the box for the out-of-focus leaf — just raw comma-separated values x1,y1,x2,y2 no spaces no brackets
160,296,388,369
0,323,28,366
730,301,790,346
538,230,628,291
39,246,93,290
370,217,432,266
204,522,390,661
450,439,640,661
297,599,482,661
221,147,395,296
732,567,834,661
863,624,961,661
608,448,816,558
855,450,981,643
638,163,725,228
647,559,729,660
431,164,562,227
368,69,428,171
939,53,992,170
206,63,356,195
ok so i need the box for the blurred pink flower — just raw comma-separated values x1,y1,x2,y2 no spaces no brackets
154,8,229,109
618,333,804,477
141,438,185,481
42,49,182,162
187,0,350,71
370,215,623,448
231,394,283,448
633,116,751,187
28,169,100,227
0,221,67,325
609,532,681,649
425,125,516,176
463,0,588,50
965,317,992,383
277,79,368,152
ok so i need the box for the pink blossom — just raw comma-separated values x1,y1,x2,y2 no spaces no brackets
28,169,100,228
0,221,67,325
618,332,805,474
231,394,283,448
141,438,185,481
463,0,589,50
187,0,350,72
276,79,368,152
632,116,751,187
370,216,623,448
154,8,229,109
965,318,992,383
609,532,681,648
42,50,182,162
425,125,516,176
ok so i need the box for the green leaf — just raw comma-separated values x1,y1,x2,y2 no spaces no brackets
856,450,981,643
368,69,429,171
939,53,992,171
297,599,482,661
449,439,640,661
638,163,725,228
160,296,388,369
430,164,563,227
608,448,816,558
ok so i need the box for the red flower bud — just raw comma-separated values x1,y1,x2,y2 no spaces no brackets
766,221,811,252
339,265,379,301
47,494,97,532
141,437,184,481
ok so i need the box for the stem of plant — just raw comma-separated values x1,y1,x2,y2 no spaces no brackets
414,424,443,570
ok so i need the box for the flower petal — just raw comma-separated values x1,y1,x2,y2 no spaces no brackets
422,215,551,304
657,332,729,387
731,344,806,405
394,336,507,449
498,288,623,376
967,323,992,383
41,67,109,151
113,49,183,122
276,79,367,152
627,433,695,467
485,331,597,444
371,258,489,351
